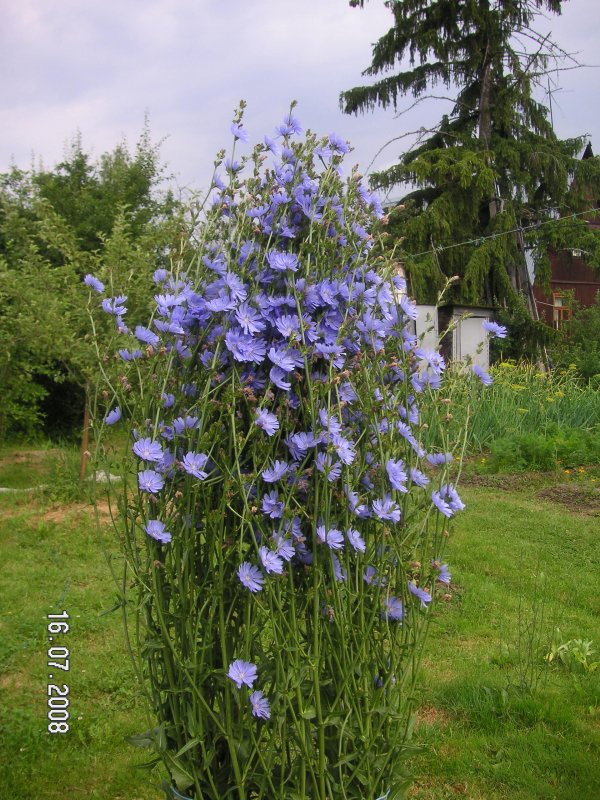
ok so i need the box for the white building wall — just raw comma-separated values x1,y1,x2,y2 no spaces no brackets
414,305,491,369
451,310,490,369
414,305,438,351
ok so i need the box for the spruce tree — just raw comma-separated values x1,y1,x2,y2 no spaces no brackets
341,0,600,310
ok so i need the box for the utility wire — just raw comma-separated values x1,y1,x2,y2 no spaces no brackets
400,206,599,259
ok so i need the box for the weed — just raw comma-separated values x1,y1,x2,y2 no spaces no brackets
546,629,600,674
44,445,89,503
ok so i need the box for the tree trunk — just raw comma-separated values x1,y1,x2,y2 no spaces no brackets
478,48,493,147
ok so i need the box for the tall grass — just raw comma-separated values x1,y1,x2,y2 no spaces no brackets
425,362,600,456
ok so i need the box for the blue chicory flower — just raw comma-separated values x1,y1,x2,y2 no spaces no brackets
235,302,266,334
162,393,175,408
409,467,429,488
226,330,267,364
227,659,258,689
431,490,453,518
138,470,165,494
332,554,347,582
482,320,507,338
173,415,200,435
102,295,127,316
383,596,404,621
372,495,401,522
225,158,242,173
440,484,465,512
145,520,171,544
346,527,366,553
84,274,105,293
274,314,301,339
133,438,164,463
230,122,249,142
315,453,342,482
259,546,284,574
316,525,344,550
118,348,143,361
269,366,292,391
433,560,451,585
332,435,356,465
269,250,300,273
426,452,453,467
318,408,343,437
155,449,175,476
364,565,381,585
255,408,279,436
408,581,432,608
273,534,295,561
473,364,493,385
386,459,408,492
432,484,465,517
262,460,289,483
181,452,209,480
262,490,284,519
249,690,271,719
275,113,303,137
135,325,160,347
105,407,121,426
263,135,279,155
345,486,371,518
268,345,300,372
237,562,265,593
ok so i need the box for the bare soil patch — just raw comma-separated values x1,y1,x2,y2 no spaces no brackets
463,472,600,515
40,500,113,526
0,449,58,468
536,483,600,516
462,472,554,491
407,779,472,798
0,671,25,691
416,704,451,727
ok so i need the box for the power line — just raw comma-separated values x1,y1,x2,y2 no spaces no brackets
401,207,599,260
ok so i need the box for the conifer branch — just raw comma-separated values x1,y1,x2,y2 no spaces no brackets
342,0,600,312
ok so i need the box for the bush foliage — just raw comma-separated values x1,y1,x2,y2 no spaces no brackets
0,129,179,440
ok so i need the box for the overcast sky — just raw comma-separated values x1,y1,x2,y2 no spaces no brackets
2,0,599,200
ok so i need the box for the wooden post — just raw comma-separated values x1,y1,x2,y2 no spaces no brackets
79,385,90,481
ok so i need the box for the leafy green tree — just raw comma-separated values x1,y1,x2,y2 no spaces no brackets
341,0,600,309
0,129,181,440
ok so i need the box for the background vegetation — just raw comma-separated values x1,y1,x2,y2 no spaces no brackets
0,127,181,441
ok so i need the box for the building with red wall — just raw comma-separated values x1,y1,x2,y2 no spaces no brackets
533,143,600,327
533,249,600,328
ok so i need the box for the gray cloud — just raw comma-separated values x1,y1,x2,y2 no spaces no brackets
1,0,599,195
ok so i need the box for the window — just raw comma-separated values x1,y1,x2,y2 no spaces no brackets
552,292,572,329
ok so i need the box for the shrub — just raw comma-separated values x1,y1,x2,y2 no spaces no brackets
484,425,600,473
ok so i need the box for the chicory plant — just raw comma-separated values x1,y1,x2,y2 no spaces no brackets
88,103,486,800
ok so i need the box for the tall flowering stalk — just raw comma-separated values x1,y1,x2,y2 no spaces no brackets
88,105,489,800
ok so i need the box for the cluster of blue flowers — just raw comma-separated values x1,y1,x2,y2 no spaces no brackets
86,111,501,731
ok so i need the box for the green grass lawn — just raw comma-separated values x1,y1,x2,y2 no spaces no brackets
0,481,165,800
1,450,599,799
407,470,600,799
